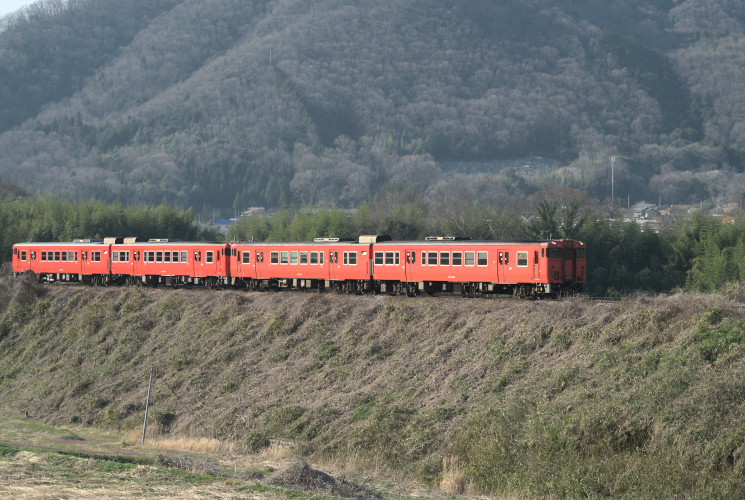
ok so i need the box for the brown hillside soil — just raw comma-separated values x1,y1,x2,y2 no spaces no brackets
0,274,743,498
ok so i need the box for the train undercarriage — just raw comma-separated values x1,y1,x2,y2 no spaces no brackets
23,271,581,299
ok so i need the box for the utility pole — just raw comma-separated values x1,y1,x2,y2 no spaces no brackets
141,367,155,446
611,155,615,207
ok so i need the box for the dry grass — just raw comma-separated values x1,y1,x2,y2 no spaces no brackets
439,455,467,494
259,440,298,461
123,430,237,454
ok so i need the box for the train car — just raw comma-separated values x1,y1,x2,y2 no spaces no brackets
229,237,376,292
371,237,586,297
12,240,111,284
12,236,585,298
111,239,231,287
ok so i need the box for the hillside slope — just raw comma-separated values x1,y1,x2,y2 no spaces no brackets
0,275,743,498
1,1,744,209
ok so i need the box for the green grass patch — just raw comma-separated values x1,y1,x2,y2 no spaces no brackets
695,319,745,362
0,443,19,456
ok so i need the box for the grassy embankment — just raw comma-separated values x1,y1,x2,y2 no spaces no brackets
0,274,743,498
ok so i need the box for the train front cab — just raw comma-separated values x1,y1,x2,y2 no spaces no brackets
544,239,586,296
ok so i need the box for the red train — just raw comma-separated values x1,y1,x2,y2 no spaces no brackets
12,236,586,297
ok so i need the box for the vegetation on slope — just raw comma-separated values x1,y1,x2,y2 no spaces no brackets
0,275,742,498
1,1,744,210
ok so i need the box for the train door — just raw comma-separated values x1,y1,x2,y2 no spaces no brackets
533,250,540,280
328,249,338,281
497,248,509,283
563,247,575,282
254,250,262,279
404,249,417,282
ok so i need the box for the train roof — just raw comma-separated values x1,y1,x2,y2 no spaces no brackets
13,241,230,247
14,241,108,247
372,239,585,246
227,239,585,246
230,240,362,247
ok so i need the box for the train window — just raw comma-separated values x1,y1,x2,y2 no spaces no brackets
290,251,298,264
542,248,545,257
319,252,324,264
31,251,36,260
21,251,27,261
171,251,178,263
375,252,384,265
42,251,47,261
345,252,357,265
194,251,201,262
547,248,562,258
478,252,488,266
300,252,308,264
421,252,426,265
164,252,171,263
112,252,119,262
146,251,154,262
411,252,416,264
206,251,214,263
452,252,462,266
576,248,586,258
55,251,61,261
74,252,78,262
534,251,538,264
505,252,509,265
310,252,318,264
280,252,288,264
156,251,163,263
385,252,395,265
440,252,450,266
428,252,438,266
334,252,339,264
242,251,251,264
465,252,475,266
517,251,528,267
92,251,101,262
62,251,68,261
181,251,188,262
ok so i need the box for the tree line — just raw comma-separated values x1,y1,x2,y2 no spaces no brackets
0,197,220,268
3,196,744,296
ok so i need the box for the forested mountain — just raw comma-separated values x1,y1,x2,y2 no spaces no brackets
1,0,744,212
